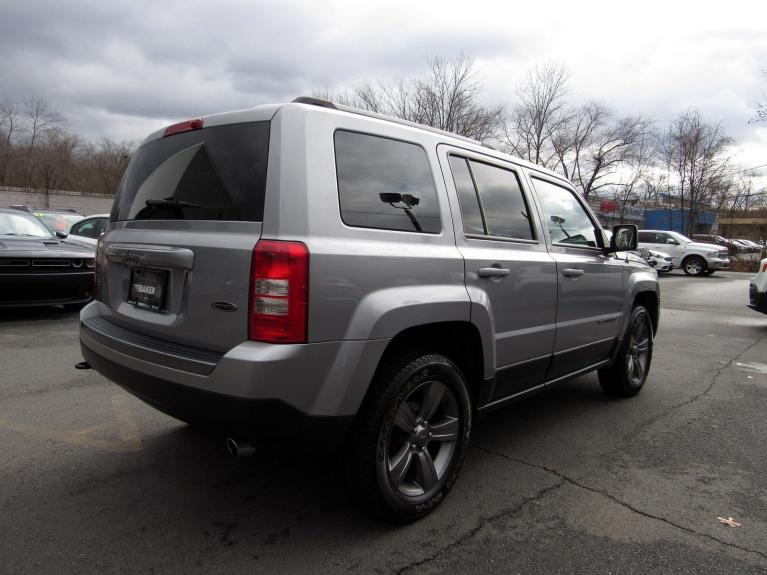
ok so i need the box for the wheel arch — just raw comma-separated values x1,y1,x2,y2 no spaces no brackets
365,321,485,409
633,290,659,335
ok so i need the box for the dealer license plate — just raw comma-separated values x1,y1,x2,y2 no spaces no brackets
128,268,168,311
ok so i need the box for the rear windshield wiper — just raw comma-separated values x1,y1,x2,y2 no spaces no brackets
145,199,201,209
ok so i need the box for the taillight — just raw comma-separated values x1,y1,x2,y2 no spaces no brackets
163,118,203,137
249,240,309,343
762,262,767,272
94,237,107,300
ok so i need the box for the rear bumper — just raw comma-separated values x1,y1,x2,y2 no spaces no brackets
79,302,389,448
0,271,93,307
81,341,352,451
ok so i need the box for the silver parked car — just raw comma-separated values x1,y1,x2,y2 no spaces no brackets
80,98,660,522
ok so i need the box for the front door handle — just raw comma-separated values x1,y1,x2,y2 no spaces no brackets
561,268,585,278
478,267,510,278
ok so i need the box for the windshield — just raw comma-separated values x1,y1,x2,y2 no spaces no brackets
0,212,55,238
34,212,84,233
668,231,692,244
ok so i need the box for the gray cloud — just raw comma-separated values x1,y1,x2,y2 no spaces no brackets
0,0,764,177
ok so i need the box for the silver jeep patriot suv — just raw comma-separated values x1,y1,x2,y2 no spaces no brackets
80,97,660,522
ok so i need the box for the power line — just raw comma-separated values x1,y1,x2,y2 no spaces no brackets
725,163,767,176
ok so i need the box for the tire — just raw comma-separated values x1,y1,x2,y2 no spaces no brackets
599,306,653,397
682,256,706,276
347,352,472,523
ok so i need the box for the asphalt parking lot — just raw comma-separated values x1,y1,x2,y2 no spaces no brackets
1,270,766,574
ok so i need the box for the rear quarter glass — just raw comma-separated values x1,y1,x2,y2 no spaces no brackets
114,121,270,222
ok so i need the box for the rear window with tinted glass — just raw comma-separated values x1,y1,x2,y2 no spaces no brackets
114,122,269,221
334,131,441,234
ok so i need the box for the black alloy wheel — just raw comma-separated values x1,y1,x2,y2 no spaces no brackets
348,352,471,523
599,305,653,397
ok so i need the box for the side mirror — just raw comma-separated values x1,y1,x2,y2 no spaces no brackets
379,192,402,204
55,230,68,239
606,224,638,253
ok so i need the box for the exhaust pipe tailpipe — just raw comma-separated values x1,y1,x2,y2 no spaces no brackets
225,437,256,459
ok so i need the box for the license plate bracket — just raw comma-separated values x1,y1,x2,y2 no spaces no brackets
128,267,168,311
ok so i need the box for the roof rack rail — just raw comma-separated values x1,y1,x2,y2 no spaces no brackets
291,95,484,148
292,96,338,109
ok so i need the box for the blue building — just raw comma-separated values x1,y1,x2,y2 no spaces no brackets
643,208,717,235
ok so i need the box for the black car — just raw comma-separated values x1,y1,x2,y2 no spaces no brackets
0,208,95,308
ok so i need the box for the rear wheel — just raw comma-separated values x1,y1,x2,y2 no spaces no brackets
599,305,653,397
682,256,706,276
347,352,471,523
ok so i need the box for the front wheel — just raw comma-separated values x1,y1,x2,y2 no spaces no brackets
347,352,472,523
599,306,653,397
682,256,707,276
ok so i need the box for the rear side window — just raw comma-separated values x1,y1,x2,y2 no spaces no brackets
638,231,653,243
114,122,270,221
334,131,441,234
448,156,534,240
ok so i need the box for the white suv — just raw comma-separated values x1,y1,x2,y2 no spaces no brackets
638,230,729,276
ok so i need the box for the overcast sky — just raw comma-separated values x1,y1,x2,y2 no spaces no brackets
1,0,765,180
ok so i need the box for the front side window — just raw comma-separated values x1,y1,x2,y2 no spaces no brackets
72,219,97,238
532,177,599,248
448,155,534,240
334,131,441,234
448,156,485,235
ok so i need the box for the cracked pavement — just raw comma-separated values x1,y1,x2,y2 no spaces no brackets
1,270,766,574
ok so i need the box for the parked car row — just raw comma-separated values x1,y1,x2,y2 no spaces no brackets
0,208,95,308
692,234,765,255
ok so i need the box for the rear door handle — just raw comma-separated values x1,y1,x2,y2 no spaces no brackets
561,268,585,278
478,267,510,278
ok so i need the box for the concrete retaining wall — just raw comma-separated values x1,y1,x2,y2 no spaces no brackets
0,186,115,216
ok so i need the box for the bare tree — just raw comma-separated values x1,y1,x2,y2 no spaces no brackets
21,97,65,186
75,138,133,195
614,127,657,223
316,54,504,141
662,110,734,235
0,98,20,184
35,131,79,191
501,63,571,168
550,100,655,201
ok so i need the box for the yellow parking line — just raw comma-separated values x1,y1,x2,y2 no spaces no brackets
0,394,143,453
